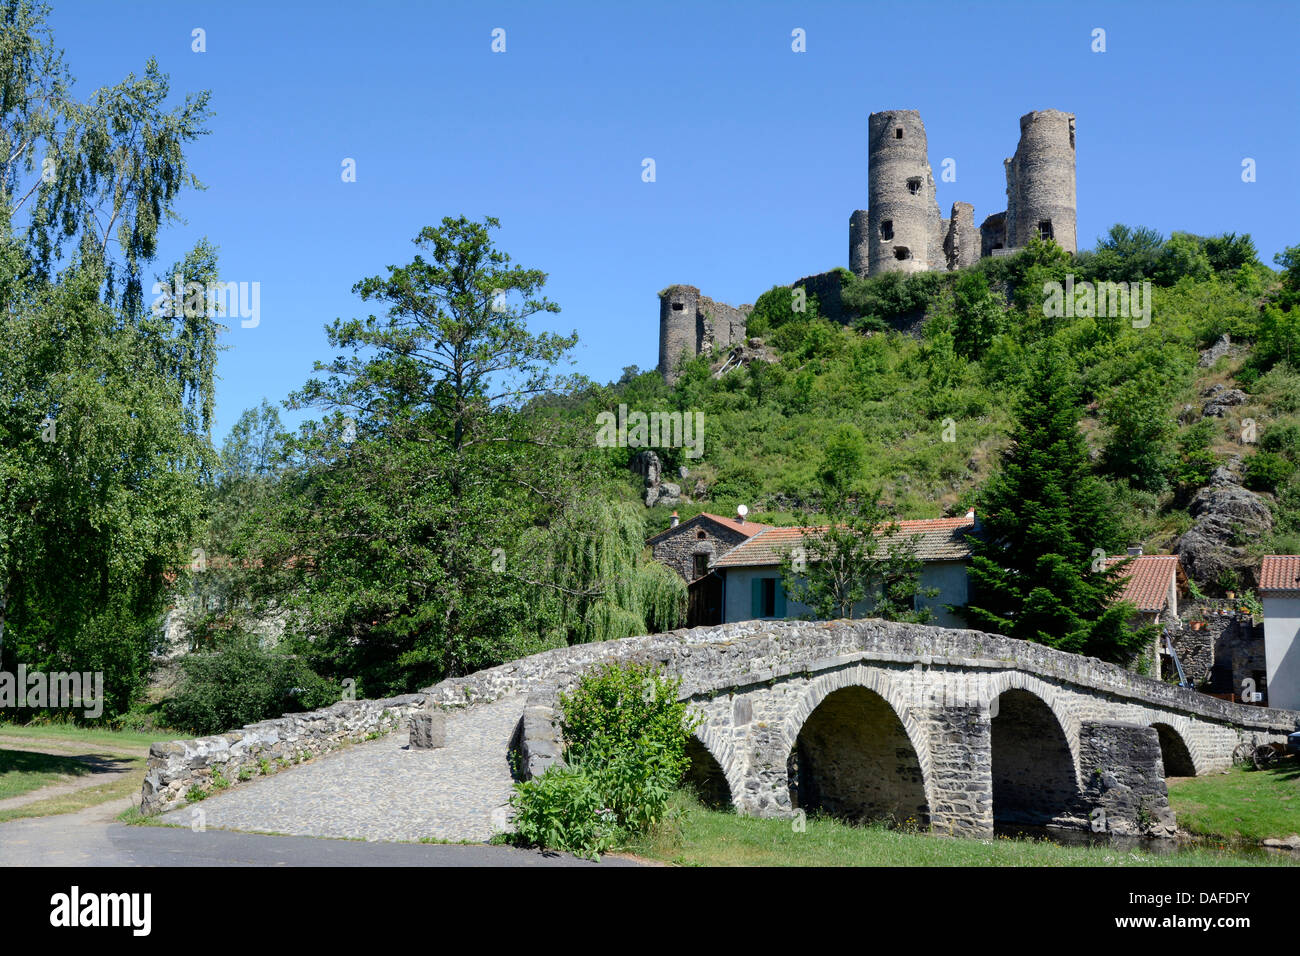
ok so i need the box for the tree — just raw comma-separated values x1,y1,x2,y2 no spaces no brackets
961,344,1153,663
780,461,934,623
1101,375,1176,492
951,271,1004,359
0,7,216,718
242,218,678,696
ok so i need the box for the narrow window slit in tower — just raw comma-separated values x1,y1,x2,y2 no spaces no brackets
895,128,903,139
894,246,911,261
1038,220,1053,241
907,177,922,195
880,220,893,240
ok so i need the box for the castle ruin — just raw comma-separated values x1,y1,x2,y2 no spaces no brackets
857,108,1076,276
657,109,1076,381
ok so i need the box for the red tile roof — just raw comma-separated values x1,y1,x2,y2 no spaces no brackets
1259,555,1300,592
713,515,976,569
646,511,772,543
1103,554,1179,613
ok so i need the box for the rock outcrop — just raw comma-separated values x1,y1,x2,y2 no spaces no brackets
1174,461,1273,590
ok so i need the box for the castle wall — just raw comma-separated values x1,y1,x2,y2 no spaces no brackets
849,209,870,277
944,202,980,270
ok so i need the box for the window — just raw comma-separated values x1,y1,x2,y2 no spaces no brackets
751,577,785,619
880,219,893,240
1038,220,1054,241
693,554,710,578
671,302,685,312
907,177,922,195
894,246,911,260
895,127,903,139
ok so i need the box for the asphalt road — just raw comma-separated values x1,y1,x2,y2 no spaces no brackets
0,798,642,867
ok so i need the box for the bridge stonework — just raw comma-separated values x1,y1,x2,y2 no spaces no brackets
429,619,1295,839
142,618,1299,834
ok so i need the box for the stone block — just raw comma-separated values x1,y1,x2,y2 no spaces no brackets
409,711,446,749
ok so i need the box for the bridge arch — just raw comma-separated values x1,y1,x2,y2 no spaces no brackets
780,665,934,827
1150,719,1199,777
686,722,741,809
985,674,1082,825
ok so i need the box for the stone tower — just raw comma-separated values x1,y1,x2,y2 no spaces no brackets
866,110,943,275
658,284,700,384
1004,109,1076,253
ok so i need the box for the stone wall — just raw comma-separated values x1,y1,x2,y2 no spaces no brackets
792,270,849,325
1079,721,1177,837
656,284,750,383
140,694,426,814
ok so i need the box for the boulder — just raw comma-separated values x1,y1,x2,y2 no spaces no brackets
1174,478,1273,588
646,481,682,509
629,450,661,486
1198,334,1236,368
1201,383,1249,418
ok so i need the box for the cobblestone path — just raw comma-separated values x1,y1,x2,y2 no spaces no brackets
160,695,524,844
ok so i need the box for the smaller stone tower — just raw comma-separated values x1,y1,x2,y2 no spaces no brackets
1004,109,1077,253
658,284,700,384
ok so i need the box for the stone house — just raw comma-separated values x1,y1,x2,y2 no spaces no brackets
709,514,976,628
1257,555,1300,711
1105,552,1183,680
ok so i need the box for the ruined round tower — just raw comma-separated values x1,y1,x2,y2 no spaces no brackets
1004,109,1076,253
658,284,700,384
867,110,942,275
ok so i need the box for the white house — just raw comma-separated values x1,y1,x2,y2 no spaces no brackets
1257,555,1300,711
710,514,976,628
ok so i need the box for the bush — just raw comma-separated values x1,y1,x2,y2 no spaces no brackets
508,765,618,859
508,661,699,858
1243,451,1295,493
163,633,341,736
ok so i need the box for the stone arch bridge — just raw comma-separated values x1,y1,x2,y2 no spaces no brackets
143,619,1299,839
431,619,1297,838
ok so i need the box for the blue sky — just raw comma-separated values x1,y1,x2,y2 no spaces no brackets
46,0,1300,443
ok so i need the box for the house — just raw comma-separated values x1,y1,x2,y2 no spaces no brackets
647,510,772,583
1256,555,1300,711
709,513,976,627
1105,552,1183,680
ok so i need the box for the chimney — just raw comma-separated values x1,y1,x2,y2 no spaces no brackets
965,508,975,520
670,511,679,529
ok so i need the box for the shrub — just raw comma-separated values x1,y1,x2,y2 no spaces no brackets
508,661,699,858
163,633,341,736
508,765,618,860
1243,451,1295,493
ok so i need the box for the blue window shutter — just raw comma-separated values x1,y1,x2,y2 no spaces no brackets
751,578,763,619
775,579,787,618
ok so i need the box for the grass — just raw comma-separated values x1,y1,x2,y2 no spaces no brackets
1167,763,1300,843
0,720,168,752
0,749,95,799
0,753,146,823
622,793,1300,867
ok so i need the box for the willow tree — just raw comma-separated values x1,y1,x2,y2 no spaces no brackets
523,494,686,645
0,4,217,717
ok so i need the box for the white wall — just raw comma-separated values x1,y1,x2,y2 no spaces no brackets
1261,594,1300,711
723,561,968,629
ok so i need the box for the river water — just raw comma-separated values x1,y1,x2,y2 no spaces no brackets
992,822,1299,863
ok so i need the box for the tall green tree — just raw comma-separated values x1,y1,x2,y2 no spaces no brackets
961,344,1152,662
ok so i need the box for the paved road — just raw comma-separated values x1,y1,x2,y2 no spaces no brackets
159,695,524,843
0,798,640,867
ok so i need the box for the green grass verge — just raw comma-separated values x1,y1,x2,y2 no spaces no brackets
0,749,95,800
1167,763,1300,843
0,754,146,823
0,720,171,752
622,793,1299,867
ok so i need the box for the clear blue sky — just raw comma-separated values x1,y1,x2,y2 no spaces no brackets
47,0,1300,443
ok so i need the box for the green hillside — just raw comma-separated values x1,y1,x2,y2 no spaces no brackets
568,228,1300,591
